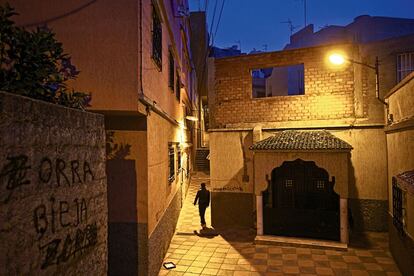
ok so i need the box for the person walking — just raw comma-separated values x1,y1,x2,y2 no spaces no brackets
194,183,210,229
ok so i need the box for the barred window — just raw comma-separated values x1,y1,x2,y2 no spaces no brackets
285,179,293,188
392,177,405,235
168,144,175,183
316,180,325,189
397,52,414,83
168,49,174,89
176,71,181,101
152,6,162,70
177,149,182,174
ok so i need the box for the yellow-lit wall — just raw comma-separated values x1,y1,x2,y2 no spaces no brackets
5,0,140,112
146,112,191,235
386,72,414,238
107,130,148,224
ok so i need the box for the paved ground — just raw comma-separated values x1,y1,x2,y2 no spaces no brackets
159,172,401,276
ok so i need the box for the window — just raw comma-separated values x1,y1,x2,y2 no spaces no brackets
175,71,181,101
186,154,190,177
285,179,293,188
168,144,175,182
397,52,414,82
316,180,325,189
168,49,174,89
152,5,162,70
177,150,181,173
252,64,305,98
392,177,405,235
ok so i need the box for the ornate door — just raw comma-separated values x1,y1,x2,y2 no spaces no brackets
263,159,340,241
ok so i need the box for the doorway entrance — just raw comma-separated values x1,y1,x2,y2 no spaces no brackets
263,159,340,241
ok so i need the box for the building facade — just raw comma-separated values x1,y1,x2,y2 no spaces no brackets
208,33,414,245
385,72,414,276
4,0,199,275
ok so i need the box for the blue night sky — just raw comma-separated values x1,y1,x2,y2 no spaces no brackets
188,0,414,52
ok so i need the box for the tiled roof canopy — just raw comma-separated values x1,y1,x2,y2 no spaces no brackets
395,170,414,195
250,130,353,151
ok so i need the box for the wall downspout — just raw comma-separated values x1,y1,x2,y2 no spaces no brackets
139,0,143,100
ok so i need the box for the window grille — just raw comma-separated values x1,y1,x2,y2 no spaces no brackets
285,179,293,188
168,145,175,182
177,150,181,173
168,49,174,89
392,177,405,235
316,180,325,189
397,52,414,82
152,6,162,70
176,72,181,101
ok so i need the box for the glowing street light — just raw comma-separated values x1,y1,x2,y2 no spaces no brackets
328,52,386,106
329,53,345,65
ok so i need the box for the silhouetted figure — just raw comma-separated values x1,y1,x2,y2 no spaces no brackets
194,183,210,229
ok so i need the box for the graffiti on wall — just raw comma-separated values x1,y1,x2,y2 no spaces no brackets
0,155,99,270
0,155,94,203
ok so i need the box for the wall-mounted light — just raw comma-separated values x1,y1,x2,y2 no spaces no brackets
328,53,346,65
328,52,386,106
185,115,198,122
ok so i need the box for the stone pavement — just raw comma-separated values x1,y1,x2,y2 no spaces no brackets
159,172,401,276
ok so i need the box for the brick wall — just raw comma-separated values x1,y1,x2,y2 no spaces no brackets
0,92,107,275
211,44,357,128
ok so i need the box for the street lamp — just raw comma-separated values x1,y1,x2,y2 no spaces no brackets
328,53,387,106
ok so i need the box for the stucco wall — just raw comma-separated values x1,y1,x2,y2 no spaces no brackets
387,72,414,123
385,71,414,276
0,92,107,275
5,0,140,112
386,125,414,238
209,131,254,194
146,111,191,274
106,128,148,275
209,127,388,230
141,0,193,120
254,151,349,198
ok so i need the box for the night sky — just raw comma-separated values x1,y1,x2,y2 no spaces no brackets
188,0,414,52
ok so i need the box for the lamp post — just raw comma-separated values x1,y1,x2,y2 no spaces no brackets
328,53,387,106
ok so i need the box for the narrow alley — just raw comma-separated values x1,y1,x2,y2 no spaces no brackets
159,173,401,276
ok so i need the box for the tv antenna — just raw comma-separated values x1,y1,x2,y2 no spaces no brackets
295,0,309,27
281,19,299,35
235,40,242,52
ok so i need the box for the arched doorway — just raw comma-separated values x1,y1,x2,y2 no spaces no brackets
263,159,340,241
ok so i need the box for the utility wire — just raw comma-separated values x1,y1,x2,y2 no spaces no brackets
211,0,226,46
208,0,219,46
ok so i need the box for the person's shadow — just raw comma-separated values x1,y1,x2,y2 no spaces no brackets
193,227,219,239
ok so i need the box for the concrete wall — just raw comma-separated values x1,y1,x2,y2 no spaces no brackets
385,72,414,276
0,92,107,275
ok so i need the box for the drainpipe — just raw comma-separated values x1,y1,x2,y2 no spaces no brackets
139,0,144,101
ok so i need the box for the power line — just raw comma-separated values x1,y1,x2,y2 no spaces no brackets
208,0,219,46
211,0,226,46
